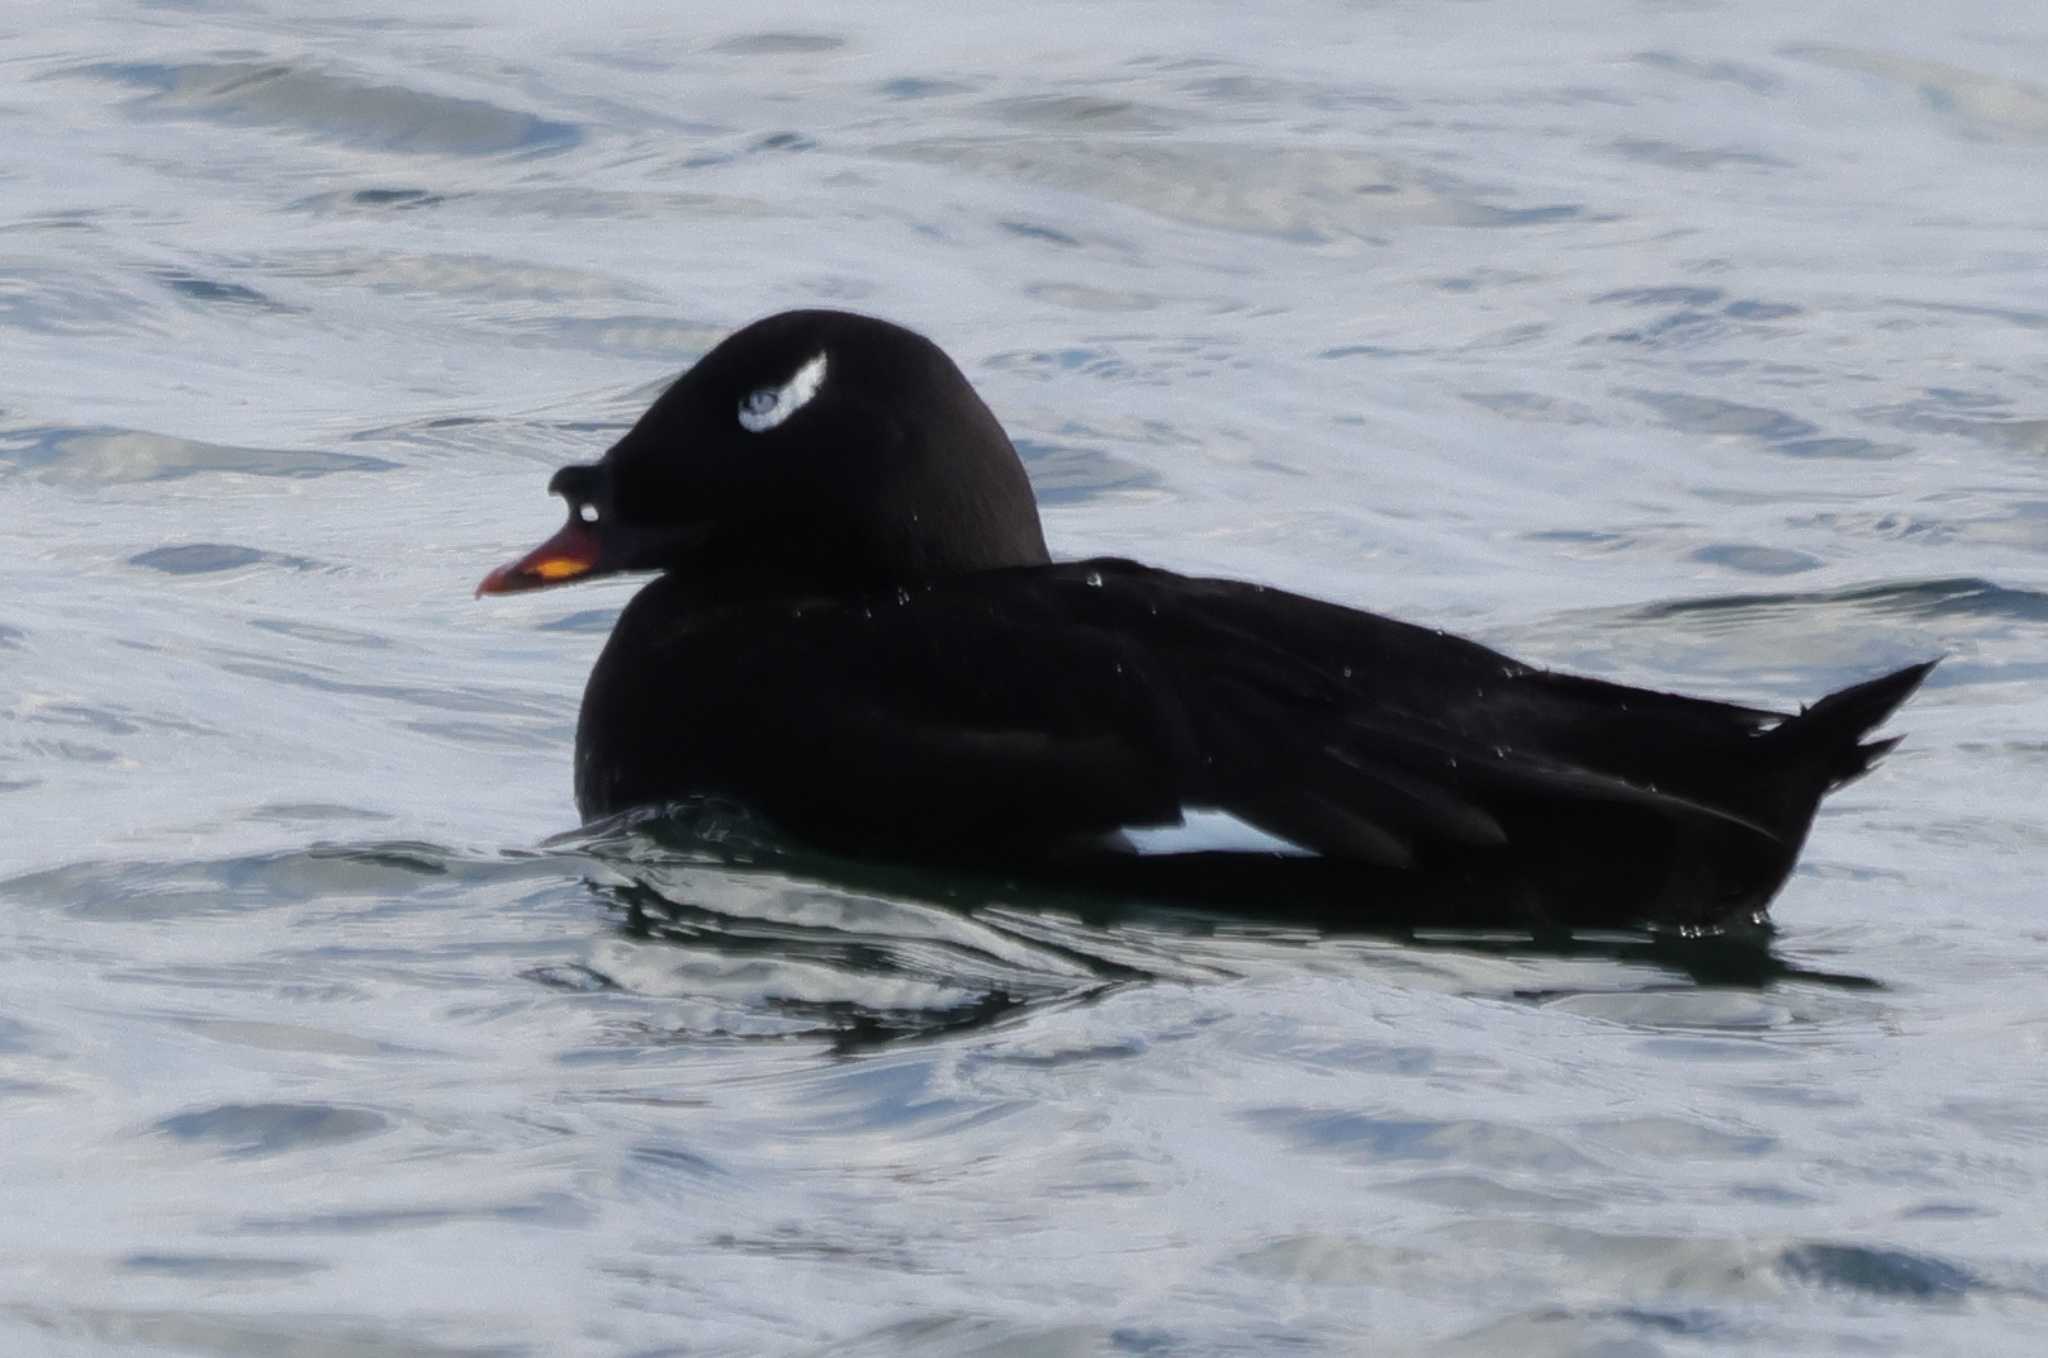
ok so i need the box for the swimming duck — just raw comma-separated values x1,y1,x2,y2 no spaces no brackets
479,309,1932,931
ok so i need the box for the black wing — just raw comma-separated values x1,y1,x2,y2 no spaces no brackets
1050,561,1796,851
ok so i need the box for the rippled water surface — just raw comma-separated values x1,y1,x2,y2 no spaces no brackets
4,2,2047,1353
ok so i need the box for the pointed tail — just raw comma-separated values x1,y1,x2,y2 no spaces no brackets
1778,658,1938,791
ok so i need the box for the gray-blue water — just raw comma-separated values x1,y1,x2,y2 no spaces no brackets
4,3,2047,1353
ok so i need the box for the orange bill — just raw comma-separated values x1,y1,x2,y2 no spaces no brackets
476,520,603,596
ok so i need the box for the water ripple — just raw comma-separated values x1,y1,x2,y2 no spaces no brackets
0,425,395,483
76,61,582,156
1633,576,2048,627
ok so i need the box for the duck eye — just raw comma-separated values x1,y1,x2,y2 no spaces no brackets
578,502,600,524
736,350,829,433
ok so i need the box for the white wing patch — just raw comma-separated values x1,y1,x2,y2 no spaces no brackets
738,351,829,433
1118,808,1317,858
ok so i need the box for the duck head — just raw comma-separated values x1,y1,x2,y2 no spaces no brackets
478,309,1050,599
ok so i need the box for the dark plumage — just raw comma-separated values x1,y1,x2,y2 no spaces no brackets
480,309,1932,931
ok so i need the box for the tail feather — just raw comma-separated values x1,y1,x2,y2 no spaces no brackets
1780,659,1938,790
